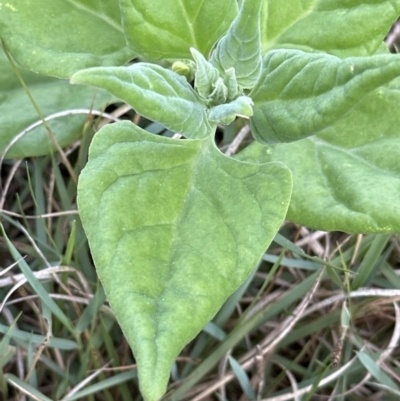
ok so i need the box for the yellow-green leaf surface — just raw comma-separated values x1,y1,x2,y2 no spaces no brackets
0,48,111,159
261,0,400,57
77,121,292,400
119,0,238,60
250,49,400,143
71,63,213,139
0,0,135,78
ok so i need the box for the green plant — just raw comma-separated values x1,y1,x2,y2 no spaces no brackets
1,1,400,400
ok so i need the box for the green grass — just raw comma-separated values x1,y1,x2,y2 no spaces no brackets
1,114,400,401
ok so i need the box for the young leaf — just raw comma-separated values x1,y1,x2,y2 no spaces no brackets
208,96,254,124
0,48,111,159
250,49,400,143
223,67,241,100
119,0,238,60
71,63,213,139
190,48,221,100
77,121,292,401
0,0,135,78
210,0,263,89
260,0,400,57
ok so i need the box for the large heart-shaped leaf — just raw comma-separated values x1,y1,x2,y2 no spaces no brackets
71,63,213,139
260,0,400,57
250,49,400,143
0,0,135,78
119,0,238,60
0,48,111,159
77,121,292,401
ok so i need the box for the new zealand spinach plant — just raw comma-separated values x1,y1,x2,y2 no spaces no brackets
1,0,400,400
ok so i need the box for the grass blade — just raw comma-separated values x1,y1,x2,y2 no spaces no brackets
356,350,400,392
0,224,76,335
